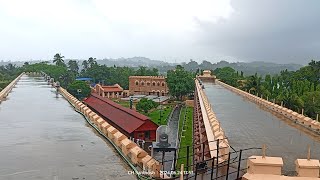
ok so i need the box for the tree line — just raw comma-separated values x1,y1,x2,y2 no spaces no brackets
9,53,195,100
213,60,320,119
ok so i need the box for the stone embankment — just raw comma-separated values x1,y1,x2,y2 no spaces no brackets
0,72,25,101
58,87,161,178
196,79,230,162
216,80,320,133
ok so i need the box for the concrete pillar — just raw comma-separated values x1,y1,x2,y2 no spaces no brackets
247,156,283,175
317,114,319,121
295,159,320,177
302,108,304,115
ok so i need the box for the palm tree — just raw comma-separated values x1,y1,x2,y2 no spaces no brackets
67,60,79,75
88,57,97,68
53,53,66,67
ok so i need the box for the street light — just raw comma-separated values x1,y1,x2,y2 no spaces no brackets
157,95,162,124
77,89,82,100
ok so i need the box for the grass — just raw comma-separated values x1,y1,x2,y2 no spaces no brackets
177,106,193,171
147,105,173,126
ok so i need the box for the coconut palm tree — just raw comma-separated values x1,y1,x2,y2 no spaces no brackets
53,53,66,67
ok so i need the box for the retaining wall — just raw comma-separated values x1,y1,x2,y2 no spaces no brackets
58,87,161,178
0,72,25,101
216,80,320,133
196,79,230,162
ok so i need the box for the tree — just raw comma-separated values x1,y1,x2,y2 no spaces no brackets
136,98,158,113
166,65,195,100
67,60,79,75
302,91,320,118
53,53,66,67
82,60,89,73
67,80,91,99
88,57,97,68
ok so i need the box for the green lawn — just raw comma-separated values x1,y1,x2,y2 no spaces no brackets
114,99,174,126
147,105,173,126
177,106,193,171
116,100,130,108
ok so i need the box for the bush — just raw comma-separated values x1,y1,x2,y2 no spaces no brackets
136,98,158,113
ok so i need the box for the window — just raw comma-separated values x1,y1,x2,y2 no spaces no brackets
147,81,150,86
152,82,156,86
157,82,160,86
135,81,139,86
161,82,165,86
141,81,145,86
138,133,144,138
145,131,150,139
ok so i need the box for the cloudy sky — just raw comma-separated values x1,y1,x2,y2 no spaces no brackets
0,0,319,64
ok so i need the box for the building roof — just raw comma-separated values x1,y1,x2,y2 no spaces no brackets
101,85,123,92
76,77,93,81
84,93,156,134
129,76,166,79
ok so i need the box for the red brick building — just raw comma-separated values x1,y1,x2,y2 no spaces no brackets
84,93,158,141
129,76,169,96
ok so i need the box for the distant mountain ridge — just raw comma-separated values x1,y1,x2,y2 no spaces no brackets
0,57,303,76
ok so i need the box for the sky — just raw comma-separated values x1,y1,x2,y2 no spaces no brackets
0,0,319,64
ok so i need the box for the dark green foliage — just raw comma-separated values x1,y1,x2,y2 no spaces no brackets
67,80,91,99
215,60,320,119
166,65,195,100
136,98,158,113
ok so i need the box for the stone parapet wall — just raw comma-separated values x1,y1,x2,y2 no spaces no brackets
0,72,25,101
195,79,230,162
216,80,320,133
58,87,161,178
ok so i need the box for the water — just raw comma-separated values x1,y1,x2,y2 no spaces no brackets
204,83,320,175
0,75,135,180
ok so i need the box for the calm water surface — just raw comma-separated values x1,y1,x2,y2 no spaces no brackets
0,75,135,180
204,83,320,174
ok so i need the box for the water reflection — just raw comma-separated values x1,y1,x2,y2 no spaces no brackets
204,83,320,175
0,75,134,180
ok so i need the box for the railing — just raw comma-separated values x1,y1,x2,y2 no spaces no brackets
154,138,261,179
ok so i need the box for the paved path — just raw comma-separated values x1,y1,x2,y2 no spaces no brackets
153,105,181,174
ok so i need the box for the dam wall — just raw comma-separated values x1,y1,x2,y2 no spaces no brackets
0,72,25,101
58,87,161,178
195,79,230,162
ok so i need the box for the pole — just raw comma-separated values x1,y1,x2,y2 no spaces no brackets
317,114,319,121
236,150,243,179
302,108,304,115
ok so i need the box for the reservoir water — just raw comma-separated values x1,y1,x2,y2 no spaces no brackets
0,75,134,180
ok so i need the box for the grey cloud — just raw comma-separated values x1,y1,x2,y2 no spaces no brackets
195,0,320,64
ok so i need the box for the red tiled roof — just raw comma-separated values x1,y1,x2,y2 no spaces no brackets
101,86,123,92
84,93,152,134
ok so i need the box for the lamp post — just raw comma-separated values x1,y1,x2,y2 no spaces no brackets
77,89,82,100
158,96,162,124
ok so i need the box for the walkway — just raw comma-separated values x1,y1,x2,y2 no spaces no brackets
153,105,181,173
0,75,134,180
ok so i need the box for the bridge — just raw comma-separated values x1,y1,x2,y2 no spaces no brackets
1,72,320,179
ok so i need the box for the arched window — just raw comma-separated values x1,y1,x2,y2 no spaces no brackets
141,81,145,86
135,81,139,86
152,81,156,86
157,81,160,86
146,81,151,86
161,82,165,86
